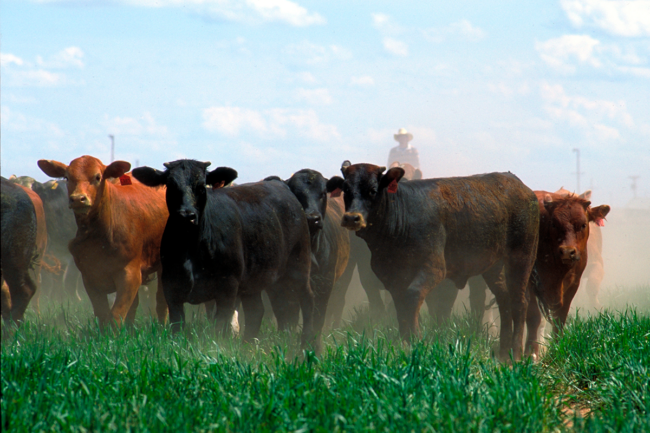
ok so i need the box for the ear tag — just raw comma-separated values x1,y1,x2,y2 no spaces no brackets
119,175,132,186
387,179,398,194
330,188,342,198
595,218,605,227
51,181,58,189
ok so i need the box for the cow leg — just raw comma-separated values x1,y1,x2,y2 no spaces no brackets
240,292,265,342
425,279,458,325
504,259,535,362
525,287,542,358
482,264,514,361
325,258,355,329
311,273,336,350
155,275,168,323
393,267,444,341
3,271,37,323
86,287,111,325
126,291,140,323
1,280,12,323
204,300,217,321
585,263,604,310
357,257,385,317
554,278,582,335
110,264,142,325
468,275,488,324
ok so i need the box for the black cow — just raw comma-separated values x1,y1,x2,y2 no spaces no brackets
327,161,539,360
133,160,315,346
265,169,350,346
1,177,47,323
31,180,83,301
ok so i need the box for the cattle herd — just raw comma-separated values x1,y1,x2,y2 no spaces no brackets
1,155,610,360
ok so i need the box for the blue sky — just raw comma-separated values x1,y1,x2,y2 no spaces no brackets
2,0,649,208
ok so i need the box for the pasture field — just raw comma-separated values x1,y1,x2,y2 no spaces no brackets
2,284,649,432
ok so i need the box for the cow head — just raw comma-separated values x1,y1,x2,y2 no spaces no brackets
326,161,404,231
132,159,237,226
541,193,611,265
38,156,131,215
284,169,329,234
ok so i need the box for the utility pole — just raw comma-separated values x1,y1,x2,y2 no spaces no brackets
629,175,640,199
572,148,582,193
108,135,115,163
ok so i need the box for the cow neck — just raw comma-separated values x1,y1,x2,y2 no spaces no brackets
362,186,412,243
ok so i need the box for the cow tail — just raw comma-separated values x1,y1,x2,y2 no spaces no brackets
529,265,553,322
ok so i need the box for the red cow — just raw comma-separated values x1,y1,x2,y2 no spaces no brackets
555,188,606,309
1,177,47,323
525,191,610,356
38,156,169,325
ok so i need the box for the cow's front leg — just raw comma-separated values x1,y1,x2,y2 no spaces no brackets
392,265,444,341
110,263,142,325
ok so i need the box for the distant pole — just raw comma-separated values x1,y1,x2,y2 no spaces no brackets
629,176,640,199
109,135,115,162
572,148,581,193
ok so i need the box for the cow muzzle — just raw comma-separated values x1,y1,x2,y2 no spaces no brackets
306,213,323,231
178,209,198,225
69,194,91,214
559,246,580,265
341,212,366,231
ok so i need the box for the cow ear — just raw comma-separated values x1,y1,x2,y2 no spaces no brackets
588,204,611,225
38,159,68,178
340,160,351,176
379,167,404,192
263,175,284,182
104,161,131,179
579,189,592,200
207,167,237,187
413,169,423,180
326,176,344,193
132,166,167,187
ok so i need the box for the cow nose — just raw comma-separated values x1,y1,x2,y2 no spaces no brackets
559,246,579,262
307,214,323,229
179,209,197,224
69,194,87,205
343,214,360,224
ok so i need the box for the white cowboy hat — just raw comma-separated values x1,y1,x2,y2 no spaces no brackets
394,128,413,142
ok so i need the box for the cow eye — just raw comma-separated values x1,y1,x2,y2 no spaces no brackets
95,174,101,182
369,187,378,196
582,223,587,230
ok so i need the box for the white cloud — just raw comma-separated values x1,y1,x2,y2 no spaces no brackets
295,88,333,105
1,105,65,137
540,82,635,142
283,41,352,64
561,0,650,37
38,0,325,27
536,34,650,77
1,53,24,67
103,112,168,136
350,75,375,86
382,37,409,56
296,71,317,83
202,106,339,141
488,81,530,97
6,69,65,87
371,12,402,34
37,46,84,69
423,19,487,43
536,34,602,73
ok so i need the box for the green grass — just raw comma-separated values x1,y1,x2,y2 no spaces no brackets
2,286,649,432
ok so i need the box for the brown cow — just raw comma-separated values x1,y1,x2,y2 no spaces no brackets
1,177,47,323
525,191,610,356
555,188,605,309
38,156,169,325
